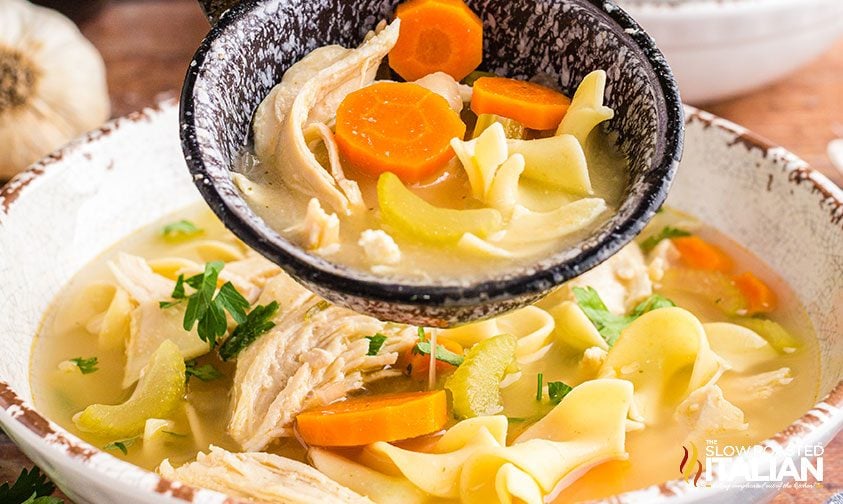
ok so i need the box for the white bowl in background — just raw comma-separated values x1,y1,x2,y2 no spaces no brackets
0,102,841,503
618,0,843,104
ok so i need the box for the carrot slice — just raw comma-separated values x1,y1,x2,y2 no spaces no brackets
296,391,448,447
471,77,571,131
672,236,733,273
733,272,777,314
389,0,483,81
335,82,466,182
399,336,464,381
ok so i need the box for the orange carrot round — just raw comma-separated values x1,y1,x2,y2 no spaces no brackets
733,272,777,314
399,336,463,381
471,76,571,131
295,391,448,447
335,82,466,183
672,236,733,273
389,0,483,81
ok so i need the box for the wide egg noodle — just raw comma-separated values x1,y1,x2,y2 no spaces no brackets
546,300,608,351
556,69,615,145
461,379,633,503
599,307,728,423
703,322,778,372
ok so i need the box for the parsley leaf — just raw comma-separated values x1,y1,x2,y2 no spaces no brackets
0,467,56,504
365,334,387,356
162,220,203,241
304,300,330,321
160,262,252,349
104,436,138,455
630,294,676,316
216,282,250,325
22,493,63,504
219,301,280,361
572,287,676,346
536,372,543,401
413,341,464,366
547,381,573,404
640,226,690,253
185,359,223,382
69,357,98,374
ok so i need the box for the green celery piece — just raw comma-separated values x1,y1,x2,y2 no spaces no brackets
377,172,503,243
445,334,517,418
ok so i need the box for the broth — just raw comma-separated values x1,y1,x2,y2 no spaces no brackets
30,205,819,502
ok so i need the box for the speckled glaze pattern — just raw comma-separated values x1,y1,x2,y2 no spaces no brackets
180,0,684,327
0,102,841,503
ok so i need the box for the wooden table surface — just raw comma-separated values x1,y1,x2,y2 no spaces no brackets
1,0,841,502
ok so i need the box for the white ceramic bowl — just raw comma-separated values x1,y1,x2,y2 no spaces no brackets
618,0,843,104
0,102,841,503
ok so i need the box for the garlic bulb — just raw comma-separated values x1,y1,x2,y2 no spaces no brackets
0,0,109,179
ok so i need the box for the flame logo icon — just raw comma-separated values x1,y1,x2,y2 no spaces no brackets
679,442,704,486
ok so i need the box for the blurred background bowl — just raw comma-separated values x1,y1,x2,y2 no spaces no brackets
618,0,843,104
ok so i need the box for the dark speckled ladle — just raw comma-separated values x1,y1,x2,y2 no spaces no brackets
181,0,683,327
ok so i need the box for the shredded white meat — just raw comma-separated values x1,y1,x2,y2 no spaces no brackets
228,271,417,451
159,446,371,504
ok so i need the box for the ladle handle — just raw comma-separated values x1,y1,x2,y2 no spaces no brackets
197,0,241,24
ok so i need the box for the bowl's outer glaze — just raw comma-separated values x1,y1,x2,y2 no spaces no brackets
180,0,684,327
0,101,840,504
619,0,843,104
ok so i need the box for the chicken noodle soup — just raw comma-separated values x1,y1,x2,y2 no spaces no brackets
31,204,819,503
234,1,627,283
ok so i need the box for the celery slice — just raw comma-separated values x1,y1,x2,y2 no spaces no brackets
74,340,185,439
377,172,503,243
734,317,800,354
445,334,517,418
661,268,747,316
473,114,525,140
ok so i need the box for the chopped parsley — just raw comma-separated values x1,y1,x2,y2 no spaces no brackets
536,372,544,401
640,226,690,253
573,287,676,346
68,357,98,374
365,333,387,356
0,467,58,504
184,359,223,382
218,301,280,361
159,262,250,348
161,220,203,241
304,300,330,320
413,341,464,366
547,381,573,404
103,436,139,455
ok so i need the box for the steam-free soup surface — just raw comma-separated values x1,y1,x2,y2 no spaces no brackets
31,205,819,502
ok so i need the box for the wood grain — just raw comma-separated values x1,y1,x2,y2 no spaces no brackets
0,0,840,502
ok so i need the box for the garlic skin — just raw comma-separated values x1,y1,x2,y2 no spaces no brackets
0,0,109,179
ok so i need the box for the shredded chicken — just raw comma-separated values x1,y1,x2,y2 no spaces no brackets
675,384,748,437
269,21,400,216
358,229,401,266
724,367,793,400
159,446,371,504
561,242,653,314
228,271,417,451
414,71,466,113
580,346,608,375
646,239,680,283
286,198,341,254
